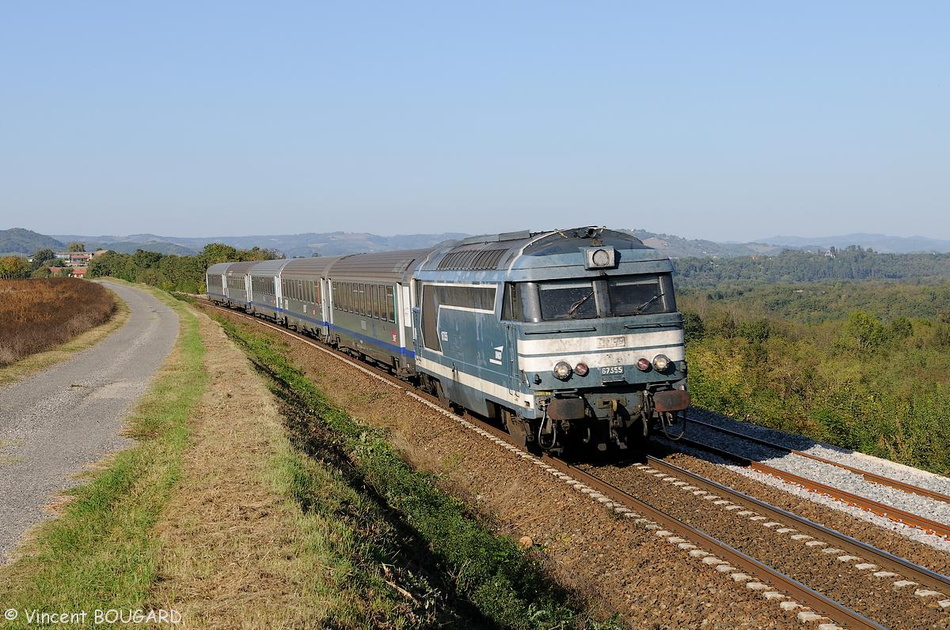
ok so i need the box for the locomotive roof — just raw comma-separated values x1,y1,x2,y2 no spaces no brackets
421,226,652,272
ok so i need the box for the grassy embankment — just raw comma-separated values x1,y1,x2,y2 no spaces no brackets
215,316,614,629
0,287,614,628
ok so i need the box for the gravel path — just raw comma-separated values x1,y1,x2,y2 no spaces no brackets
0,282,179,564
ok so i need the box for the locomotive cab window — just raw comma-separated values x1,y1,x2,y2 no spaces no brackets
510,274,678,322
606,274,676,316
538,280,597,321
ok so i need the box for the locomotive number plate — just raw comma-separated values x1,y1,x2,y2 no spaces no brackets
601,366,624,375
597,336,625,349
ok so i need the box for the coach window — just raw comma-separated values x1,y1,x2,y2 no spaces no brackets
385,286,395,322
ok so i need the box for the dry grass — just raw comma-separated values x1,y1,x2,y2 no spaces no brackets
0,284,129,387
0,278,117,367
147,315,335,628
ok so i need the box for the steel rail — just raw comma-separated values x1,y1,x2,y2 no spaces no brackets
678,436,950,540
544,456,885,630
642,454,950,597
687,415,950,506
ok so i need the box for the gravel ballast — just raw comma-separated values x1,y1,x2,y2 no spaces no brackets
674,409,950,553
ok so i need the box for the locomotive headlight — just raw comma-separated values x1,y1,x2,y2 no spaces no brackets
553,361,573,380
583,246,617,269
636,358,652,371
652,354,672,372
574,362,589,377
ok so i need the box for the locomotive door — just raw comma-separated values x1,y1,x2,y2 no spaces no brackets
505,323,520,397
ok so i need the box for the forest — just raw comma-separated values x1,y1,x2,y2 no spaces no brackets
678,281,950,475
674,246,950,288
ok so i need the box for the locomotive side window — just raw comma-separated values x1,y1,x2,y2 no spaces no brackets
538,280,597,320
420,284,497,352
502,283,541,322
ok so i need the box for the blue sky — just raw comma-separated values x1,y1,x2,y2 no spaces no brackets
1,1,947,242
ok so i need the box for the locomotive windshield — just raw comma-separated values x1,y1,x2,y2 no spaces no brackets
504,274,676,322
539,281,598,320
607,277,668,316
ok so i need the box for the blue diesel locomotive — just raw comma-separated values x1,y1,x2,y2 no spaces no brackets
207,227,690,454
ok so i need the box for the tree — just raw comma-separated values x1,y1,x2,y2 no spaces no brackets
197,243,241,268
0,256,31,278
843,310,886,352
30,248,58,270
132,249,163,269
682,310,706,342
67,242,86,252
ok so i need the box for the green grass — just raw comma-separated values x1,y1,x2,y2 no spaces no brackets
219,317,620,630
0,291,205,627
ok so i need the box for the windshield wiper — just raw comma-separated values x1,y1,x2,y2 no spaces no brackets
634,292,664,315
567,291,595,318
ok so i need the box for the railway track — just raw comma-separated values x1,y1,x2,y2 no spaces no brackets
412,403,887,629
204,300,940,628
634,454,950,598
675,422,950,539
686,414,950,506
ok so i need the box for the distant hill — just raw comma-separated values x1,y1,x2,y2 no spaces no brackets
626,230,788,258
79,240,198,256
0,228,65,256
35,227,950,259
52,231,469,258
758,233,950,254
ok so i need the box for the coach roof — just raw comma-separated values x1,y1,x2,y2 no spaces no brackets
325,248,437,282
249,259,292,277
